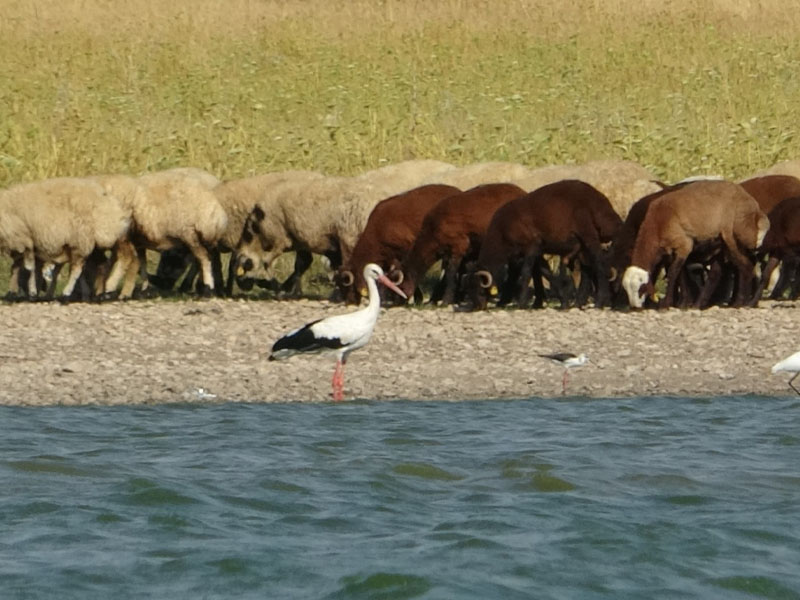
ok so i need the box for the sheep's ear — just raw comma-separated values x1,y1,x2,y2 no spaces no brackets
253,206,266,221
241,228,254,243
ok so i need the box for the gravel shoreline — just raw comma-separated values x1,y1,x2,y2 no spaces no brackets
1,298,798,405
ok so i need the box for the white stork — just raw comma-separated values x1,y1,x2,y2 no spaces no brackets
269,263,407,401
539,352,588,395
772,350,800,395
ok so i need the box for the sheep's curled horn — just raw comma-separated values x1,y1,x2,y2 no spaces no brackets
388,268,404,285
476,270,493,288
339,270,354,287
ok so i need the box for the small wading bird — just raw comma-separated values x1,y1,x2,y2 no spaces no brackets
269,263,407,401
771,350,800,395
539,352,588,395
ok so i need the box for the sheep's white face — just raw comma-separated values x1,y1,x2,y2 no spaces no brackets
622,266,649,308
757,214,770,248
766,263,781,296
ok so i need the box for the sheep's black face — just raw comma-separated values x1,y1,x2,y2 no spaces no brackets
468,274,489,311
333,269,361,306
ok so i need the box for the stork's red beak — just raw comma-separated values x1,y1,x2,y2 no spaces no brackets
378,274,408,299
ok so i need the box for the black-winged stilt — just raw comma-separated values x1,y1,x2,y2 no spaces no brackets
771,350,800,395
539,352,588,395
269,263,407,401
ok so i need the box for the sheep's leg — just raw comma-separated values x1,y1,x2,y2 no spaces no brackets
225,251,238,296
105,241,131,296
178,259,200,294
44,263,63,299
112,241,141,300
532,256,551,309
23,250,37,297
429,260,448,305
749,255,780,307
439,256,462,306
694,260,723,309
60,255,87,299
575,262,595,309
516,253,538,308
77,248,107,301
497,260,521,307
187,244,215,297
7,254,22,298
721,234,757,307
662,255,687,309
784,257,800,299
768,258,791,299
210,249,225,296
137,247,153,293
281,250,313,296
675,266,696,308
35,258,49,294
582,241,612,308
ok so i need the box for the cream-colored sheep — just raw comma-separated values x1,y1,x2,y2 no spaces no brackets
354,159,455,191
0,177,130,299
421,161,533,189
516,159,660,218
754,160,800,180
91,169,228,298
236,175,360,294
211,170,324,294
235,160,457,295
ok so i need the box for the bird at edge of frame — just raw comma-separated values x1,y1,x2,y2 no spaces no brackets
771,350,800,395
269,263,407,402
538,352,589,395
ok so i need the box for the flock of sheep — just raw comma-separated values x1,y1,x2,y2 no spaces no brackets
1,157,798,310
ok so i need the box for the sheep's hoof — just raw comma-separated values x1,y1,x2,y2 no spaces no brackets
98,291,119,302
135,287,160,300
198,285,213,298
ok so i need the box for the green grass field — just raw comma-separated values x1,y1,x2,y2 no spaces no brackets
2,0,800,297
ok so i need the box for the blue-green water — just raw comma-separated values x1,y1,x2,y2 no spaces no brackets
2,396,800,599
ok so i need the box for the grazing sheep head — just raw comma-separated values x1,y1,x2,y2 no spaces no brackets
622,266,650,308
334,267,362,305
387,258,414,300
467,269,496,310
235,206,286,282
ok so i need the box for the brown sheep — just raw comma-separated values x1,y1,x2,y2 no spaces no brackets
749,197,800,304
394,183,527,305
334,184,461,305
469,180,623,310
622,180,769,309
739,174,800,214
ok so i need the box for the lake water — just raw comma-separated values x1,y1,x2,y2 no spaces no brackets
1,396,799,599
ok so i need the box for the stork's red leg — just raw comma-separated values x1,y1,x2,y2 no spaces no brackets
562,369,568,395
332,359,345,401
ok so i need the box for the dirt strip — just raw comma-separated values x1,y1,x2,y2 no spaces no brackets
0,298,798,405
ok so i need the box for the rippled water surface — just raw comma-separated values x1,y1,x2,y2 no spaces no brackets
2,396,800,599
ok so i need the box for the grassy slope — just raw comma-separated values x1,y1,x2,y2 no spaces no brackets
1,0,799,295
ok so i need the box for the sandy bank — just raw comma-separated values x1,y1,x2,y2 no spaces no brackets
0,299,798,405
